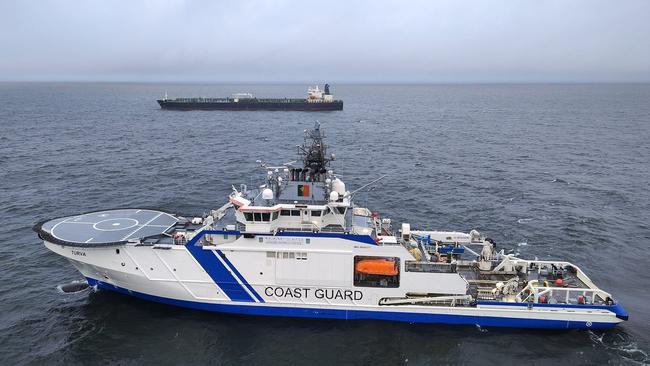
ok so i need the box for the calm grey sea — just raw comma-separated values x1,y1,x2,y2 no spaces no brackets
1,83,649,365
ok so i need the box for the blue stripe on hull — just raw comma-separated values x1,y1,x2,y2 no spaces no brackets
201,230,377,245
184,243,255,302
273,231,377,245
216,250,265,303
86,278,618,330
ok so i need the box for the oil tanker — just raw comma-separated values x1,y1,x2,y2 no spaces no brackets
157,84,343,111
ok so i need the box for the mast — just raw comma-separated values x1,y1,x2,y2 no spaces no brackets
295,122,331,182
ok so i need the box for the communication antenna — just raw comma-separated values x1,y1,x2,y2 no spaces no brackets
349,175,387,199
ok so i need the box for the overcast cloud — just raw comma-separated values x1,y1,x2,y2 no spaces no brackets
0,0,648,82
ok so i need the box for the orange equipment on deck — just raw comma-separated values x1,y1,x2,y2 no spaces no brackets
355,259,398,276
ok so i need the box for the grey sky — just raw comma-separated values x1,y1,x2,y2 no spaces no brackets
1,0,648,83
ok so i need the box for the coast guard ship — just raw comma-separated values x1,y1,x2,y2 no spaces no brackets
35,123,628,329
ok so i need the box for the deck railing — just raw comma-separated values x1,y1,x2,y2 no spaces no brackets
405,261,457,273
516,280,612,305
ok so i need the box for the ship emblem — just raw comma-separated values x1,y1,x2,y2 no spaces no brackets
297,184,310,197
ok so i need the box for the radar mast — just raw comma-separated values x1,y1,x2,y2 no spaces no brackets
296,122,331,182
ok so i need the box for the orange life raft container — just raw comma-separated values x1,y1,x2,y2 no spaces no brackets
355,259,398,276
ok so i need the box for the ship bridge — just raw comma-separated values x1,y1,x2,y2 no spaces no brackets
217,122,389,238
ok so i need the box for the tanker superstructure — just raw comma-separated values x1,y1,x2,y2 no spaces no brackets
34,123,628,329
157,84,343,111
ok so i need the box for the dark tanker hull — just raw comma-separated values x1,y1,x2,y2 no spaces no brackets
157,99,343,111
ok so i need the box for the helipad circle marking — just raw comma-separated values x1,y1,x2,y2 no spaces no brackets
93,218,139,231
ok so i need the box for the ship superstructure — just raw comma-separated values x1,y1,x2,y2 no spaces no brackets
157,84,343,111
34,123,628,329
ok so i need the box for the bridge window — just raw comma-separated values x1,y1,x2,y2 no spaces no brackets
311,210,322,217
281,210,291,216
245,212,274,222
291,210,300,216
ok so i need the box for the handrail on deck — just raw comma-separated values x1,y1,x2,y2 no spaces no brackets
516,280,611,305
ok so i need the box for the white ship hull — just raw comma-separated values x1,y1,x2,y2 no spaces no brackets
44,233,625,329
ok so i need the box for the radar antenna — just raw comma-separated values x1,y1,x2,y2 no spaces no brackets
296,121,331,181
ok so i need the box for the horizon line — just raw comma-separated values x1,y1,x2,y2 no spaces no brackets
2,79,650,85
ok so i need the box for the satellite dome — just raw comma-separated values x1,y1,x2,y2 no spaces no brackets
262,188,274,200
332,178,346,195
329,191,339,202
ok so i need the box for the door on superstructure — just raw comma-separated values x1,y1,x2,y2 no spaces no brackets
300,209,311,228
